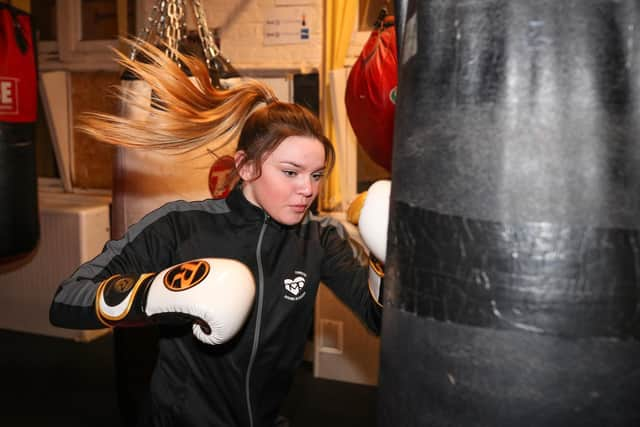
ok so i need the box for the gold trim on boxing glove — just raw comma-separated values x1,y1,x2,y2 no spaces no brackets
369,257,385,278
95,273,155,326
368,257,384,308
163,260,210,291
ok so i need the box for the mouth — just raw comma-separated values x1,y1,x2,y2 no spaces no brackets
290,204,308,213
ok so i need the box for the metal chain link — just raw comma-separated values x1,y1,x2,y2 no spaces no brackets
191,0,220,70
164,0,185,62
155,0,167,41
128,0,185,64
128,0,160,61
128,0,233,78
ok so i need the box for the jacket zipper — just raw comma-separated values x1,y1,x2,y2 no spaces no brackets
246,213,269,427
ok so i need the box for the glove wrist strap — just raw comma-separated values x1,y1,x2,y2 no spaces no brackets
95,272,157,327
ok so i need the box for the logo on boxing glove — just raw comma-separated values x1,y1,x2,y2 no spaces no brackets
102,275,137,306
164,260,211,291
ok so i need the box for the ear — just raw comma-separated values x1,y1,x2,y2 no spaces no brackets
235,151,256,182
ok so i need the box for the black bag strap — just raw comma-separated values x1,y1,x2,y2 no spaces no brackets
1,1,28,53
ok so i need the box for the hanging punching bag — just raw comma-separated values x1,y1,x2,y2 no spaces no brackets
379,1,640,426
111,4,242,426
111,3,242,239
345,11,397,172
112,74,235,239
0,3,39,259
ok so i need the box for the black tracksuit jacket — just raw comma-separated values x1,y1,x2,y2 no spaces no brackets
50,187,382,426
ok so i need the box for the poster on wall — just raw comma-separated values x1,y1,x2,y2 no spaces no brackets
263,7,313,45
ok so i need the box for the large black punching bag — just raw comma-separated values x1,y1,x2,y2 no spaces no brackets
379,1,640,426
0,4,39,260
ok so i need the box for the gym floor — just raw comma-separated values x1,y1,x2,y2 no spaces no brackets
0,329,377,427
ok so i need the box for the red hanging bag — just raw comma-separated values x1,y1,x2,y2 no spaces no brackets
345,11,397,172
0,3,36,123
0,3,39,260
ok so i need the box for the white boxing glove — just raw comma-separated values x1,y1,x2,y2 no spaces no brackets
358,180,391,306
95,258,255,345
358,180,391,264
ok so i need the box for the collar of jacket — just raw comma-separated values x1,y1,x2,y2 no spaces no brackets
225,185,304,231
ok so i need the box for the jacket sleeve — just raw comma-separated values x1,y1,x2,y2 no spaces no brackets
49,209,177,330
318,217,383,335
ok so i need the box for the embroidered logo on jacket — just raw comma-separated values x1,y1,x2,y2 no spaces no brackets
284,271,307,301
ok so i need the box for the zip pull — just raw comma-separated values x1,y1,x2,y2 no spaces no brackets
263,212,270,224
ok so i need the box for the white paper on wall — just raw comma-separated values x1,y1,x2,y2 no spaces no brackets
263,7,313,45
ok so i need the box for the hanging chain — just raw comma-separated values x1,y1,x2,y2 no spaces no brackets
154,0,167,42
127,0,235,79
128,0,160,61
191,0,220,71
128,0,186,65
164,0,185,62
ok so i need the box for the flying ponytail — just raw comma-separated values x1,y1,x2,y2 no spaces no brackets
78,39,277,154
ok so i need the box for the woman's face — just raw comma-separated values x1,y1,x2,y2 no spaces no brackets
238,135,326,225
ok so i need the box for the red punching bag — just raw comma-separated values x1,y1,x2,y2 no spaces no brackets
0,3,39,260
345,10,397,172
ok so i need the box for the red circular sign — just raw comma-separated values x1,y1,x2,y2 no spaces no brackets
208,155,235,199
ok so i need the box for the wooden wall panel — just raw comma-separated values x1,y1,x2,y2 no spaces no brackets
71,71,119,190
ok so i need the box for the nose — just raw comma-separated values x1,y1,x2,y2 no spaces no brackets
298,175,314,197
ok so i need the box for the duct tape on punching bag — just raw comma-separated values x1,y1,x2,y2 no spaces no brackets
379,1,640,426
0,3,39,259
112,0,242,239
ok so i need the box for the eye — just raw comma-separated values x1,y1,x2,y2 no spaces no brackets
312,172,325,181
283,170,297,177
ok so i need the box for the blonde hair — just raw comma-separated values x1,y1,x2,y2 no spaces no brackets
80,39,335,188
79,39,335,186
79,39,276,154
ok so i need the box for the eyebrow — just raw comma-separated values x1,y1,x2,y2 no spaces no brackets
278,161,325,172
279,161,302,168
